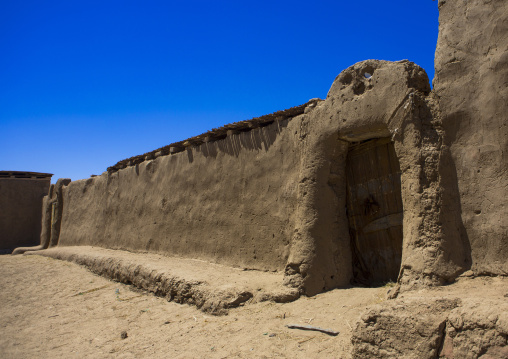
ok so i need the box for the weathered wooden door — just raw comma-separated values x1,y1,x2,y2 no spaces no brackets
346,137,403,285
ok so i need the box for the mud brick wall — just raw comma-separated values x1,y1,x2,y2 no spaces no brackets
0,175,51,252
57,119,302,272
433,0,508,276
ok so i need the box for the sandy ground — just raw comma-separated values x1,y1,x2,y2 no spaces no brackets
4,254,505,358
0,254,385,359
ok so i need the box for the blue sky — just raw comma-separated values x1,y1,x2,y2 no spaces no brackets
1,1,439,183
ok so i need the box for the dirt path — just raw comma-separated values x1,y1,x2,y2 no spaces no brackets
0,254,385,358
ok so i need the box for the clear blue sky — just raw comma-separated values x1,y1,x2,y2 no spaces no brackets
1,1,439,183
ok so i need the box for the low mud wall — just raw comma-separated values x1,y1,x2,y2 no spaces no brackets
58,119,302,272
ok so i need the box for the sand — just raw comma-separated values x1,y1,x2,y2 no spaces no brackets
0,254,384,358
3,254,506,358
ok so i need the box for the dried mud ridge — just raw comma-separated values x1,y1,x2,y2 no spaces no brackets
27,247,300,315
106,98,322,174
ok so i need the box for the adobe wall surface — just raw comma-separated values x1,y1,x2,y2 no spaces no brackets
433,0,508,276
57,119,302,272
0,178,50,252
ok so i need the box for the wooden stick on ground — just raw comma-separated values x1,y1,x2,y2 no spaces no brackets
285,324,339,336
71,284,111,297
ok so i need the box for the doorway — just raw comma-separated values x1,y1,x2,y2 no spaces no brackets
346,137,403,286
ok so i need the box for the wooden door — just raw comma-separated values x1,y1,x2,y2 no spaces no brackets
346,137,403,285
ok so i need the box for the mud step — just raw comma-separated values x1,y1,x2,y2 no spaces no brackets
26,246,299,315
